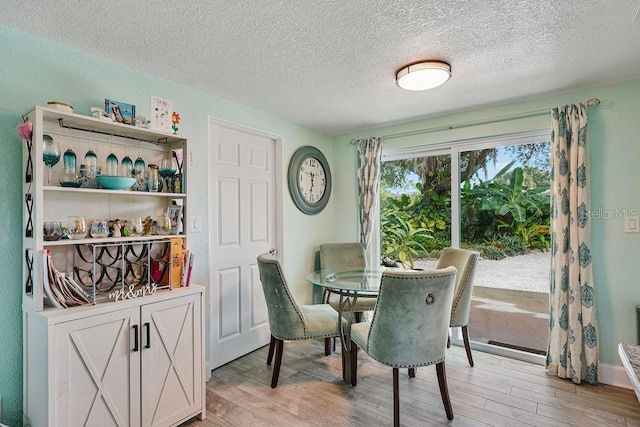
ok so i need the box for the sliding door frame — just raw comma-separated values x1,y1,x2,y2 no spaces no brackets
380,129,550,364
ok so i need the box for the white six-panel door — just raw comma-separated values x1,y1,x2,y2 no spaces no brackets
209,120,278,369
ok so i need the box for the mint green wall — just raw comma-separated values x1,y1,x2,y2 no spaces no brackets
0,115,25,427
0,24,332,425
333,80,640,369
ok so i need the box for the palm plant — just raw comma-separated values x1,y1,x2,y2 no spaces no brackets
474,163,549,222
381,213,432,269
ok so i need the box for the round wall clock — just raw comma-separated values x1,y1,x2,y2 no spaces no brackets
288,146,332,215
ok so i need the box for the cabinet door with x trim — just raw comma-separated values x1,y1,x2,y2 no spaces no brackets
51,293,202,427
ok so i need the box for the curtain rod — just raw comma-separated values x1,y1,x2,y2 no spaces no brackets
350,98,600,144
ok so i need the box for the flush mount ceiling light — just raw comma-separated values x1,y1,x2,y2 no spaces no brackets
396,61,451,91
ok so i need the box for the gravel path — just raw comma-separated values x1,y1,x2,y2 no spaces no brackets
413,251,551,293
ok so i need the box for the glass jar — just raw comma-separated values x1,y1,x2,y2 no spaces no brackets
43,221,63,241
67,216,87,239
156,216,172,235
89,219,109,238
147,164,160,192
128,217,143,236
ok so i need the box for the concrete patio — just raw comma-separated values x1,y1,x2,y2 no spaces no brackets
417,251,550,355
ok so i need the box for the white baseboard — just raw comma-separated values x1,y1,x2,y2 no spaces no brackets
205,360,212,381
600,362,633,389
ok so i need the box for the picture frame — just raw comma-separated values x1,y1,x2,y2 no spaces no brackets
150,96,173,132
167,205,183,233
105,99,136,125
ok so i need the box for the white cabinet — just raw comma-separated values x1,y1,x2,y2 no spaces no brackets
24,287,205,427
21,106,205,426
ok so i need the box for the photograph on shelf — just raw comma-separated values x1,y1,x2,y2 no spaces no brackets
150,96,173,132
105,99,136,124
167,205,183,233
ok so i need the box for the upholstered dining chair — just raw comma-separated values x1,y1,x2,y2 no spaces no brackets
320,243,377,318
437,247,480,367
350,267,457,424
319,242,376,353
257,253,342,388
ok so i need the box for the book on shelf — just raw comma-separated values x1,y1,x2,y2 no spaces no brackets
180,250,190,287
180,251,194,287
43,250,92,309
185,252,194,287
42,250,62,309
168,238,184,288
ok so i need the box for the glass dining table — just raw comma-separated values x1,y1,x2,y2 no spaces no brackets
305,268,385,384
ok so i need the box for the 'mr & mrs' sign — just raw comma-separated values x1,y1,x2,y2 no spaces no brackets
109,283,158,302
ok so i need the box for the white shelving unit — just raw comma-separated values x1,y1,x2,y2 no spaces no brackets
21,106,205,426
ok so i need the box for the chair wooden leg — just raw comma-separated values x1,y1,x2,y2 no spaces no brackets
271,338,284,388
350,340,358,386
267,334,276,365
408,367,416,378
324,337,332,355
332,336,336,352
341,343,347,382
393,367,400,427
447,332,451,349
462,325,474,367
436,362,454,420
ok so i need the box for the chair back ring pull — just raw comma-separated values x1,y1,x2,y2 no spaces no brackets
425,293,435,305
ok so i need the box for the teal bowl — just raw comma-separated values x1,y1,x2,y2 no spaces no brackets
96,176,136,190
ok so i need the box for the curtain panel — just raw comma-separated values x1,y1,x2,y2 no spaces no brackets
356,137,383,250
547,103,598,384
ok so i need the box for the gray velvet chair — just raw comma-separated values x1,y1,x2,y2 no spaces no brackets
350,267,457,424
257,253,342,388
319,243,376,353
320,242,377,317
437,247,480,367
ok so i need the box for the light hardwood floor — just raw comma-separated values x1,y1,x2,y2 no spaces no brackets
183,340,640,426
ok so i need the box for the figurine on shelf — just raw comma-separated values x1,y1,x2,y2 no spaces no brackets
143,216,153,235
112,219,122,237
122,221,131,237
90,107,110,121
172,111,181,134
134,115,150,128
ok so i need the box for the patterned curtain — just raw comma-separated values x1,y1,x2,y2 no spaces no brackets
547,103,598,384
356,137,383,250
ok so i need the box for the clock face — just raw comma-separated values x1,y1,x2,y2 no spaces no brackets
288,146,332,215
299,157,327,204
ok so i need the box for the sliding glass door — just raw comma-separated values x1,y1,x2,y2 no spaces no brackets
380,151,451,269
379,130,551,362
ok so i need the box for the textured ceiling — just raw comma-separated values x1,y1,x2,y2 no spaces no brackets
2,0,640,135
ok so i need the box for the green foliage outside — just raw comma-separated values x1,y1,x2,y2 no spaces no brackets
380,143,551,264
